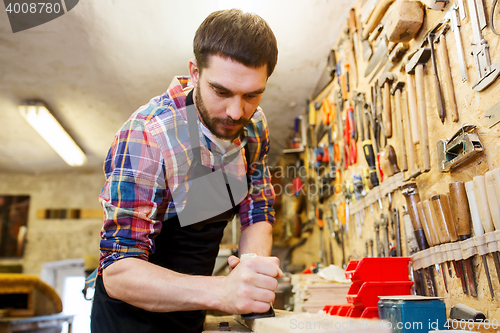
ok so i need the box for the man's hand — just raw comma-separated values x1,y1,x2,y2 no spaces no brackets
227,255,240,273
219,256,283,314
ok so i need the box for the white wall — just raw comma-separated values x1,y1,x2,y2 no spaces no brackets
0,170,104,275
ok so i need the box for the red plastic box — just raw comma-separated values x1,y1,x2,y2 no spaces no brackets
345,257,411,283
346,281,414,308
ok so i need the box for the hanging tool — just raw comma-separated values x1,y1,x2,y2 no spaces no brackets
374,80,387,152
379,145,400,180
381,213,390,257
336,202,347,268
362,107,380,188
400,78,421,181
406,48,432,172
378,73,396,138
467,0,500,91
473,175,500,282
391,8,419,39
418,199,449,293
400,51,420,145
374,220,382,257
492,0,500,35
434,24,459,123
390,81,408,171
465,181,496,297
487,170,500,225
361,0,379,24
430,194,468,294
450,304,486,322
385,0,424,42
348,9,359,87
359,19,374,61
443,3,468,82
421,23,446,124
316,208,325,265
475,0,488,30
365,36,392,77
362,0,396,40
393,208,402,257
386,145,401,175
419,0,447,10
402,183,437,297
402,205,426,296
437,124,484,173
368,41,403,83
353,92,366,143
449,181,478,297
370,42,409,84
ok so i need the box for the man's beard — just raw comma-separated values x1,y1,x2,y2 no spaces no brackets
195,86,250,141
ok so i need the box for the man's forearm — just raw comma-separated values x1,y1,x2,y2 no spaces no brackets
102,254,281,315
103,257,225,313
238,221,273,256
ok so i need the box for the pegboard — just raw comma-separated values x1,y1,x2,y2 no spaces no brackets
287,0,500,321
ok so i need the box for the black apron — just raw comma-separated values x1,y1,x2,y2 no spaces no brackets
91,90,245,333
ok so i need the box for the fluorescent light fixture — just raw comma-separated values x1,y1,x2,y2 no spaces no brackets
18,101,87,167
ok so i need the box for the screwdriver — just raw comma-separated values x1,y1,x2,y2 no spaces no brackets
402,206,425,296
449,181,478,297
429,194,468,295
464,181,496,298
485,171,500,230
402,183,437,296
362,98,379,188
417,200,448,293
473,175,500,283
316,208,325,265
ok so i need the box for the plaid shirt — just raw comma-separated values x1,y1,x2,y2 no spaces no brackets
97,76,275,274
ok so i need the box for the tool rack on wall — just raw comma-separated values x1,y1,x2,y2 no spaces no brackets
282,0,500,321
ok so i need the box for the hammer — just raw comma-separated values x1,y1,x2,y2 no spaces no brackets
378,73,396,138
400,51,419,145
421,23,446,124
406,48,432,172
390,81,408,172
435,24,459,123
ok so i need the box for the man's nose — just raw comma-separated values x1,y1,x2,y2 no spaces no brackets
226,96,245,121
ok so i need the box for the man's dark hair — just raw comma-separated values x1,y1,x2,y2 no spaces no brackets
194,9,278,77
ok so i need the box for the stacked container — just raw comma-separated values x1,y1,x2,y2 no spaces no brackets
325,257,413,319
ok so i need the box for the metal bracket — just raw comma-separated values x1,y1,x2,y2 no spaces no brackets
437,124,484,172
485,100,500,128
468,0,500,91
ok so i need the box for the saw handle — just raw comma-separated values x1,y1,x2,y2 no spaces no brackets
362,0,396,40
449,181,472,239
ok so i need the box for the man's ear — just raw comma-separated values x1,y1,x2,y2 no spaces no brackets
188,59,199,88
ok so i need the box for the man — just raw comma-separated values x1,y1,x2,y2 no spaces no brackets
90,9,282,333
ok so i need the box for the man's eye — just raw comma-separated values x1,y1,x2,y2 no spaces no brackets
245,94,257,99
215,90,229,96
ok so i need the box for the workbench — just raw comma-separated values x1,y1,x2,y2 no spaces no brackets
0,313,74,333
204,310,391,333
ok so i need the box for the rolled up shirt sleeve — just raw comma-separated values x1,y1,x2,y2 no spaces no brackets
98,111,168,274
238,109,276,230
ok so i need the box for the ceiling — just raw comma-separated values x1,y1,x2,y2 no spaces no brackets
0,0,352,174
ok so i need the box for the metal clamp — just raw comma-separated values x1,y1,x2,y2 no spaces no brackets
437,124,483,172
